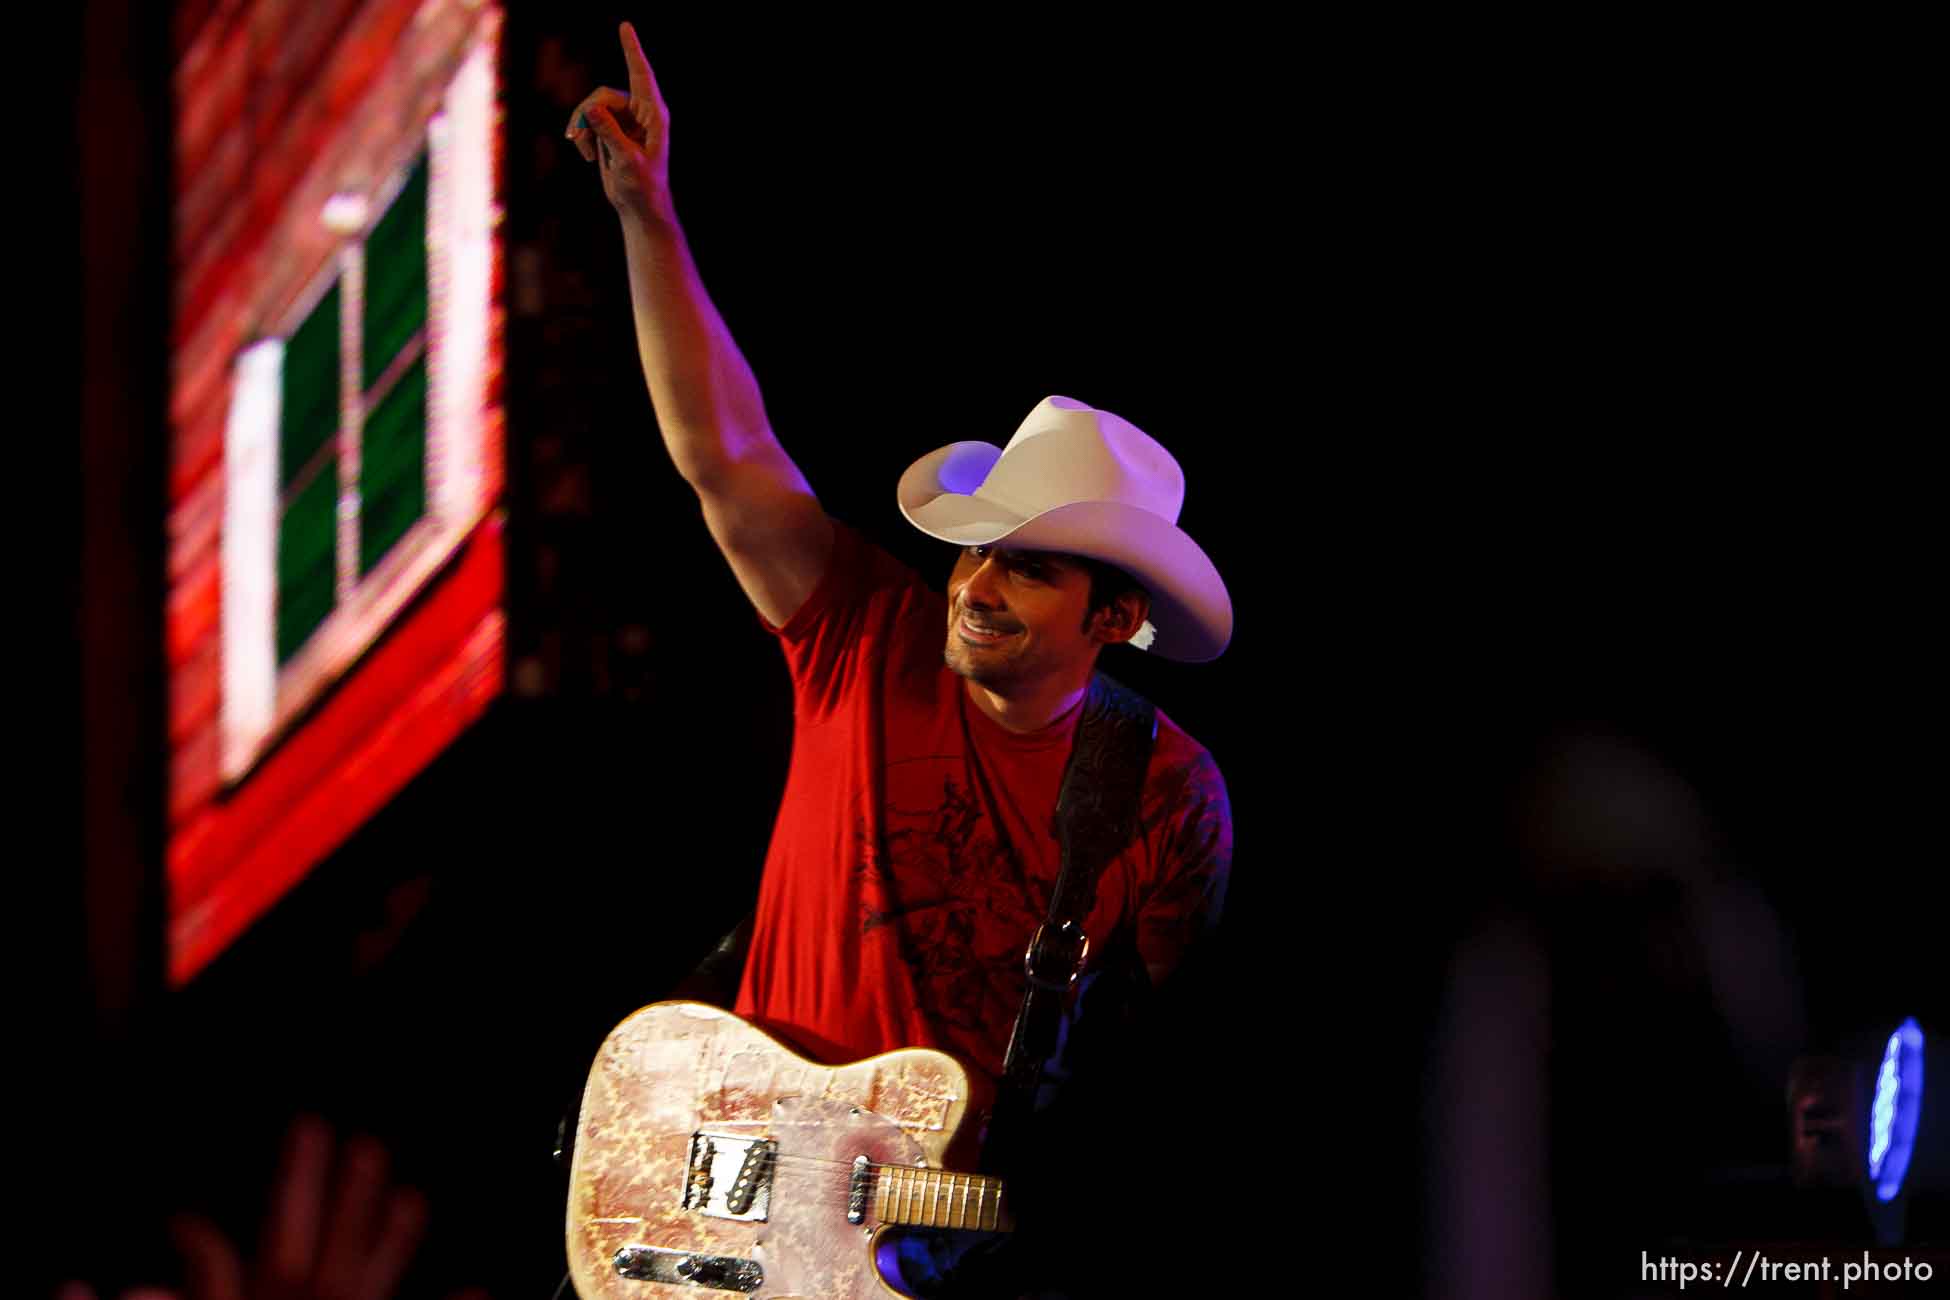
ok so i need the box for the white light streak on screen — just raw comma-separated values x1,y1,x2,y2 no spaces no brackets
220,340,282,778
428,36,493,525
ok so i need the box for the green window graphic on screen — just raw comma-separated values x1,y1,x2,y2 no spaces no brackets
273,155,430,666
360,156,429,578
276,282,340,664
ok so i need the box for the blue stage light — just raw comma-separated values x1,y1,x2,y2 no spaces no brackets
1868,1017,1925,1203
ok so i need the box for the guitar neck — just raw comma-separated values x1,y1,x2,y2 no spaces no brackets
873,1163,1014,1232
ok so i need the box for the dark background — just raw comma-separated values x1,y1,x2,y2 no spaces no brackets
49,7,1938,1297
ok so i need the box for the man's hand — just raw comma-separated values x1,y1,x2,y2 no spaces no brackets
57,1117,466,1300
565,21,670,216
170,1116,433,1300
558,17,832,627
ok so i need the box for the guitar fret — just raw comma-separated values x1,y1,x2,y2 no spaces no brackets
872,1164,1010,1230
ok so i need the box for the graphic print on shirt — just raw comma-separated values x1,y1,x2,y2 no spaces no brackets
856,754,1044,1041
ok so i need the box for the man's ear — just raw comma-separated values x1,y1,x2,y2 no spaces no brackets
1091,592,1152,646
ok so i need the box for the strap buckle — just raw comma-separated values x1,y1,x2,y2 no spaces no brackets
1022,920,1090,991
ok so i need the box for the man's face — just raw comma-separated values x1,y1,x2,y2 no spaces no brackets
943,545,1101,693
1787,1056,1866,1189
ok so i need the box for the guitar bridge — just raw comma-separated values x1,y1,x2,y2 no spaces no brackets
614,1245,763,1292
683,1133,776,1222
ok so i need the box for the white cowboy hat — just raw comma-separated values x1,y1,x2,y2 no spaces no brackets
897,395,1232,662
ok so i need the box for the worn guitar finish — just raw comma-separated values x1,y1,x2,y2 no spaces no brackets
568,1002,1005,1299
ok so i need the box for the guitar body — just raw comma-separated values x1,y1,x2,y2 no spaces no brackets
567,1001,993,1299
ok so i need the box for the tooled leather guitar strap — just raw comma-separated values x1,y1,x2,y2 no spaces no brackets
984,671,1156,1178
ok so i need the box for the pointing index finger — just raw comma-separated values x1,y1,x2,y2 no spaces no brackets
620,22,658,102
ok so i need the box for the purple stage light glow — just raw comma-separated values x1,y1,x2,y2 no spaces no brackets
936,443,1000,496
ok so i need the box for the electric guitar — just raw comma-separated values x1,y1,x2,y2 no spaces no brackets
566,1001,1013,1298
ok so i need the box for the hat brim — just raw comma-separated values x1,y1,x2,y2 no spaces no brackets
898,442,1232,663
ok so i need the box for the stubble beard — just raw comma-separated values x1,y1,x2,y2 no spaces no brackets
945,643,1016,690
944,606,1028,691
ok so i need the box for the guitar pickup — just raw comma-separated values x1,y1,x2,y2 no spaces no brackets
683,1133,776,1222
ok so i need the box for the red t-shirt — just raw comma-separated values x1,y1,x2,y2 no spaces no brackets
734,523,1231,1083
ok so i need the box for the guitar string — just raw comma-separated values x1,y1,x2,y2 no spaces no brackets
704,1163,1007,1225
754,1163,1001,1198
704,1150,992,1192
683,1146,1005,1212
737,1181,1009,1228
746,1150,994,1178
756,1163,1006,1216
769,1166,999,1195
757,1178,1002,1214
693,1191,1005,1229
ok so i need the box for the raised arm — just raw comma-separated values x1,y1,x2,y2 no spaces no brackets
567,23,832,627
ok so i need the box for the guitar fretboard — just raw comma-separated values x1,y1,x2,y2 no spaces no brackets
873,1165,1012,1232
